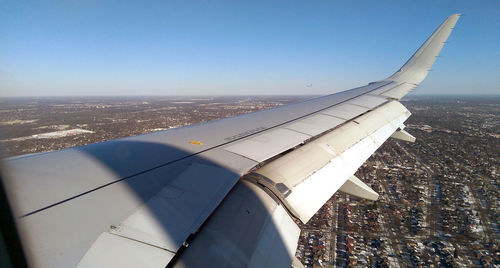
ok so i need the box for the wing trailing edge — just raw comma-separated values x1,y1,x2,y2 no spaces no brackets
246,101,410,223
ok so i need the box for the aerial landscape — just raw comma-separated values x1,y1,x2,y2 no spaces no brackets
0,95,498,267
2,1,500,267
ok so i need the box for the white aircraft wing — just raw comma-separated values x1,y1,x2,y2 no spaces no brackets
1,14,460,268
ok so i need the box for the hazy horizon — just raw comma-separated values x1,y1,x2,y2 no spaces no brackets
1,93,499,99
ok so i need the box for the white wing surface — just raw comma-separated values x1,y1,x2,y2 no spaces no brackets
1,14,460,268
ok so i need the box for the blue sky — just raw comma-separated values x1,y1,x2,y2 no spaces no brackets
1,1,499,96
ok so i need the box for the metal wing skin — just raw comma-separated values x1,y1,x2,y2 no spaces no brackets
1,14,460,268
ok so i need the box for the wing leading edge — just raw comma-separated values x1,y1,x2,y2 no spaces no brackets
1,14,460,267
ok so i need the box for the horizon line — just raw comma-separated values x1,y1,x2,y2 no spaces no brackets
1,93,500,99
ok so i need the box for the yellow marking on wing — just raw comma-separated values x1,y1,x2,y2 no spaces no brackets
189,140,204,145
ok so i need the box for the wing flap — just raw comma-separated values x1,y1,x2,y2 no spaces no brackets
248,101,411,223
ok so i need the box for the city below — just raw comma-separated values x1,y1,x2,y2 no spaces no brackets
0,95,498,267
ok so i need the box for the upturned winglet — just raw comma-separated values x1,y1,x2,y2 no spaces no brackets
387,14,461,85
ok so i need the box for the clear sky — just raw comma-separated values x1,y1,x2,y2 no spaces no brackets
1,0,499,96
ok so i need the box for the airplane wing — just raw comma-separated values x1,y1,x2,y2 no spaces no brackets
0,14,460,268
